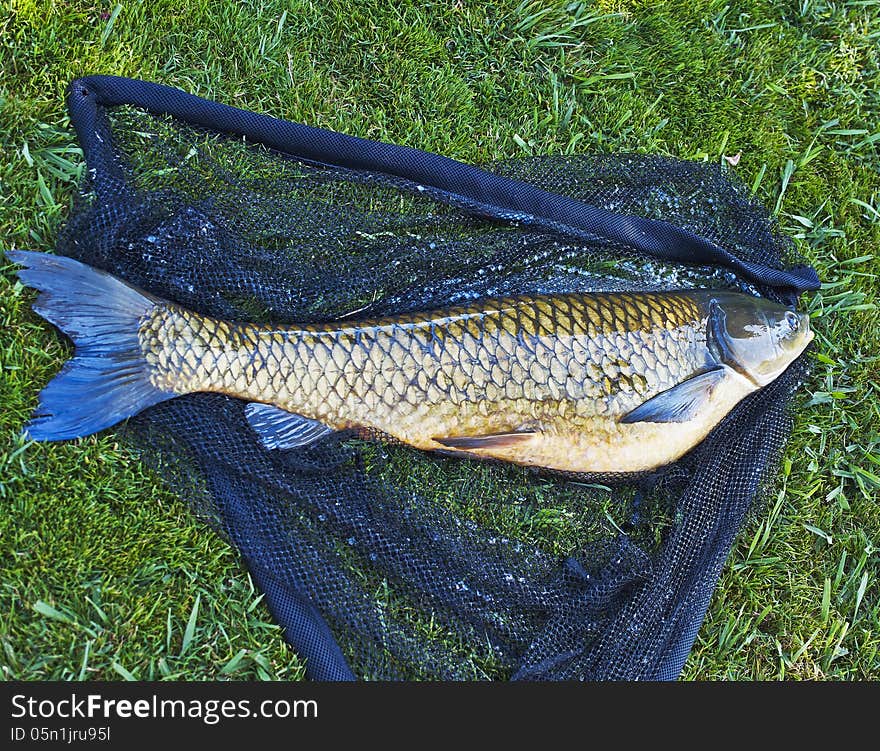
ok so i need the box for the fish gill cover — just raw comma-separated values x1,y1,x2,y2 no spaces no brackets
52,76,817,680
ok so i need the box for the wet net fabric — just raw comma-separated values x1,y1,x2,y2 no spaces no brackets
55,77,816,680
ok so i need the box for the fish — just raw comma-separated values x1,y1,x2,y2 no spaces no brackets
7,250,813,474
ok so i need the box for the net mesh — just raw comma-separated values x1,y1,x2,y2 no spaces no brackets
55,96,810,680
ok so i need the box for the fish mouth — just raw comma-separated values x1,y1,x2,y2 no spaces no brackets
800,313,814,346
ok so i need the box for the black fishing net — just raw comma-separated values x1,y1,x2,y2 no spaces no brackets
52,77,817,680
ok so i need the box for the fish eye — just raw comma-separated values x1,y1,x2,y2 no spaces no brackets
784,311,799,332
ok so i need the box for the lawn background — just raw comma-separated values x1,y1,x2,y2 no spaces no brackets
1,0,877,680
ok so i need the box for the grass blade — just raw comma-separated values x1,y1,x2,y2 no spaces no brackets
100,4,123,47
179,593,201,658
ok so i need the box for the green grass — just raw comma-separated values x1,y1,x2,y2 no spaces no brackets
1,0,878,680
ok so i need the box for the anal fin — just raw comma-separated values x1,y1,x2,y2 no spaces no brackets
245,403,334,450
620,367,727,424
434,431,535,450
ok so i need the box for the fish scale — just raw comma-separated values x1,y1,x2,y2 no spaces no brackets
138,291,713,468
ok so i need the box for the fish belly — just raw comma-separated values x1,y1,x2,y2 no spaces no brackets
424,370,754,473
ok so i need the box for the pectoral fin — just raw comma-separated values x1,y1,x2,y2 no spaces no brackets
245,403,334,449
620,367,726,424
434,431,536,450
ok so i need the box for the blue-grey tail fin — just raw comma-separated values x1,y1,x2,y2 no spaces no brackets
7,250,177,441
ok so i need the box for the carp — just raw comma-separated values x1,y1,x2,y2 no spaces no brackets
8,251,812,473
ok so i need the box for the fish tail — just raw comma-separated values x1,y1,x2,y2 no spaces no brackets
7,250,177,441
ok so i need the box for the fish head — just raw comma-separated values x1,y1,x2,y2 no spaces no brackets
708,294,813,387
